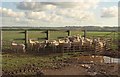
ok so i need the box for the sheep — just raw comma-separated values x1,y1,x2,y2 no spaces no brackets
26,35,106,53
68,36,75,42
11,42,25,53
64,36,83,52
75,34,81,41
79,37,85,46
84,38,93,46
45,40,60,53
75,36,80,42
59,42,71,53
64,36,74,42
96,41,104,52
80,38,94,51
58,39,65,43
33,42,41,52
93,39,104,52
28,39,38,45
28,39,39,51
64,38,70,43
28,39,36,48
44,40,49,44
76,34,81,38
46,40,55,46
50,40,59,45
67,35,81,42
71,41,82,52
32,40,48,52
53,41,59,46
29,39,49,52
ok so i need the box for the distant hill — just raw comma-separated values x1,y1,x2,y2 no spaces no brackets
1,26,119,32
82,26,118,31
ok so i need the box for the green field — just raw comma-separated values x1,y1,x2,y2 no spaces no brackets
2,30,119,50
2,30,118,42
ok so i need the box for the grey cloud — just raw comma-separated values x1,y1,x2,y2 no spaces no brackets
16,2,82,11
101,6,118,18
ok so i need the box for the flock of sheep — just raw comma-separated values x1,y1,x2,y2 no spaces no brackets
11,34,107,53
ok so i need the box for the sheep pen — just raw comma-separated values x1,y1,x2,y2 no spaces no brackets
2,29,119,58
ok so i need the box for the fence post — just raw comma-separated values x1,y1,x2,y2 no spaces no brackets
0,29,1,75
46,30,50,40
67,30,71,36
113,31,115,42
0,30,1,52
25,30,28,49
83,29,86,39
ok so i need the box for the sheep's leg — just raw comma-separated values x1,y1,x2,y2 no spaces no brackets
38,45,41,52
23,49,25,53
33,45,35,52
37,46,39,52
16,48,18,53
23,47,25,53
12,46,16,52
12,47,14,52
29,44,33,51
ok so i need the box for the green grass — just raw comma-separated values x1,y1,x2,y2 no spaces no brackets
28,31,46,41
2,30,118,42
2,30,119,50
2,31,25,43
87,32,118,39
2,53,75,71
3,53,50,71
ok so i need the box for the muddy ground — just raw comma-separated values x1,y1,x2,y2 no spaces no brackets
2,49,120,76
2,55,120,77
42,59,120,76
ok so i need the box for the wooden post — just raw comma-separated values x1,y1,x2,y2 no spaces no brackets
0,30,1,52
93,37,96,53
84,30,86,39
0,29,1,76
46,30,50,40
67,30,71,36
113,31,115,42
25,30,28,49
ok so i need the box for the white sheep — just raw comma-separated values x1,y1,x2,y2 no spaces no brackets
64,38,70,43
94,39,104,52
59,42,71,53
71,41,82,52
29,39,38,45
46,40,58,47
84,38,93,46
33,42,41,52
28,39,39,51
58,39,65,43
68,35,81,42
11,42,25,53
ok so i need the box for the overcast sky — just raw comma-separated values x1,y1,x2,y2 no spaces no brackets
0,0,119,27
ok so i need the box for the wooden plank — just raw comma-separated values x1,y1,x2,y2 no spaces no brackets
25,30,28,49
67,30,71,36
0,30,1,52
83,30,86,39
46,30,50,40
